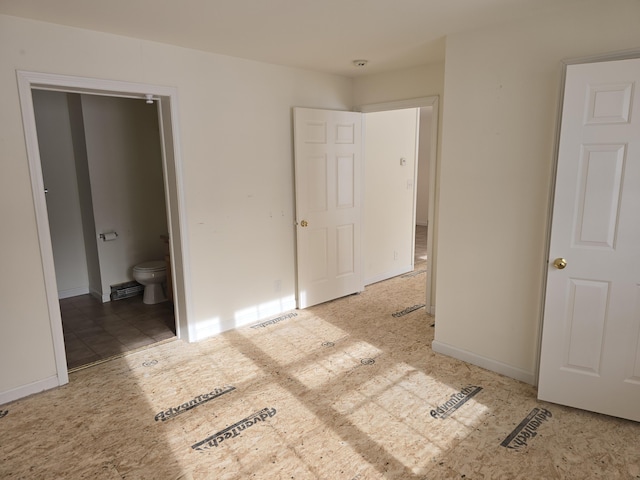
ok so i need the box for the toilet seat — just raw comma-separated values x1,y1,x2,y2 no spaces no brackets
134,260,166,273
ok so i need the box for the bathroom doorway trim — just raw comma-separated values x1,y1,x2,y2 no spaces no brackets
17,71,194,386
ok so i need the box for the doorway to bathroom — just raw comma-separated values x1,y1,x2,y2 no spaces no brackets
18,71,191,382
32,90,176,370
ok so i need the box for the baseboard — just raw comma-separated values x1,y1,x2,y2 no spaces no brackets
0,375,62,406
365,265,413,286
191,299,298,342
88,288,103,302
431,340,536,385
190,317,224,342
58,286,108,300
58,286,90,300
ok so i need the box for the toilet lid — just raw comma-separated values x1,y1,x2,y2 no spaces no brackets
134,260,166,272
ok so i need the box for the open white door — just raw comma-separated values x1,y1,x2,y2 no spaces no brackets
538,58,640,422
293,108,363,308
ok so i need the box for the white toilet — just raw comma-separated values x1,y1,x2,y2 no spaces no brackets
133,260,167,304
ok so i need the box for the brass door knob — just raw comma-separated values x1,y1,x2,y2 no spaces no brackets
553,258,567,269
300,220,308,227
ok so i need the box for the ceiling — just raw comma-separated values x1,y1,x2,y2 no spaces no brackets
0,0,580,77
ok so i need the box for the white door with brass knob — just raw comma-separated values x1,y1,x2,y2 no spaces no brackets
538,58,640,422
293,108,364,308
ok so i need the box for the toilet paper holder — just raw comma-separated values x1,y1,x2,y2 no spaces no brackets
99,232,119,241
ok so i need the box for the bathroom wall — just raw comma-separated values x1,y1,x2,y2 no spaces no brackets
68,93,102,298
32,90,90,298
80,94,168,299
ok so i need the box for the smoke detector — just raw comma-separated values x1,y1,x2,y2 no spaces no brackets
352,59,368,67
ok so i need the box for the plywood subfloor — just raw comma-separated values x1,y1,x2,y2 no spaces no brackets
1,264,639,479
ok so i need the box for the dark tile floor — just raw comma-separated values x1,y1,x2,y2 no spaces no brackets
60,294,176,370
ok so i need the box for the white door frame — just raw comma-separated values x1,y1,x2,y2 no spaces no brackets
357,96,439,315
17,71,194,387
536,49,640,386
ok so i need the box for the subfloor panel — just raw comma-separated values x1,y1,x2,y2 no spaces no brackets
1,262,639,479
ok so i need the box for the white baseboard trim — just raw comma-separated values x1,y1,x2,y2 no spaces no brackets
431,340,535,385
89,288,103,302
365,265,413,286
0,375,62,406
58,286,90,299
191,301,299,343
191,317,230,342
428,305,436,316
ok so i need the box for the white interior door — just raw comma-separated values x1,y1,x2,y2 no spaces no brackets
293,107,363,308
538,58,640,422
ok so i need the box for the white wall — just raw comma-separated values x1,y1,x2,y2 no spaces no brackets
0,14,352,400
416,107,432,226
353,63,445,107
32,90,90,298
364,108,419,284
433,0,640,383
